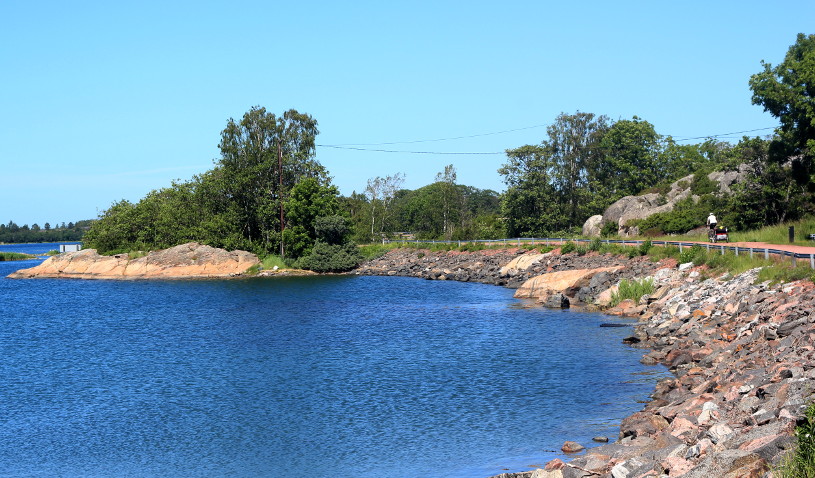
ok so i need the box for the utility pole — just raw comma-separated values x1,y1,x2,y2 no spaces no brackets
278,138,285,258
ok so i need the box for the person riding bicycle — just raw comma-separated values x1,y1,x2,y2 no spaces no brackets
706,213,717,231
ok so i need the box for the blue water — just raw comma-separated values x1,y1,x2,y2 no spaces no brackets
0,243,667,477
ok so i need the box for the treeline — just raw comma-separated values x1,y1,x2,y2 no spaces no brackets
82,34,814,269
341,167,503,243
0,220,91,244
84,107,361,271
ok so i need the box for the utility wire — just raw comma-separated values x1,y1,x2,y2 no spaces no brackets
316,126,777,155
326,124,549,146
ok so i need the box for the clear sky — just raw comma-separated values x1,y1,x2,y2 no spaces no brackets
1,1,813,226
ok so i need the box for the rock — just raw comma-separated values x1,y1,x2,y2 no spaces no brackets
514,267,625,302
500,253,549,276
582,215,604,237
544,293,570,309
592,436,609,443
561,441,585,453
7,243,259,279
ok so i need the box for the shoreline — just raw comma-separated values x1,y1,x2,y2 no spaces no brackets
356,247,815,477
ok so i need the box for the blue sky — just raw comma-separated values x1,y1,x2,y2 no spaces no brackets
1,1,812,226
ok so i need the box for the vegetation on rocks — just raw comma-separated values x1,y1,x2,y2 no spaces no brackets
0,252,35,261
609,278,655,307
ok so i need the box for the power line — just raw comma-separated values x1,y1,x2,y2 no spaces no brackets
325,124,549,146
671,127,775,142
317,145,504,155
316,126,777,155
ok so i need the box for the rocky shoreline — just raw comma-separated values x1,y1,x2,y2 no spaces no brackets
6,242,259,279
356,247,815,478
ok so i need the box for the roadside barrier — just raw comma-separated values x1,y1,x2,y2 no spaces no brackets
383,237,815,269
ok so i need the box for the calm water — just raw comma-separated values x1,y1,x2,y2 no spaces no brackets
0,243,667,477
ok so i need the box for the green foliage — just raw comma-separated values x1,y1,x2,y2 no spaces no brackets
758,263,815,285
638,239,653,256
610,278,654,307
357,244,396,261
0,252,34,261
690,173,718,196
750,33,815,174
294,242,362,273
560,241,576,254
575,244,588,256
0,220,90,244
260,255,288,270
678,245,701,264
589,238,602,251
777,402,815,478
600,221,618,237
590,116,661,210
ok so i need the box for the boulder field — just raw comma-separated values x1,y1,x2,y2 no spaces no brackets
357,248,815,478
6,242,259,279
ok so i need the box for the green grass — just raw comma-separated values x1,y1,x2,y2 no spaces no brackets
260,254,290,270
777,402,815,478
0,252,35,261
610,278,655,307
729,216,815,245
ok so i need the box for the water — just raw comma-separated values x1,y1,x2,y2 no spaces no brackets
0,243,668,477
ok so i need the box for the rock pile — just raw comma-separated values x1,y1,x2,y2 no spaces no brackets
358,248,815,477
7,242,259,279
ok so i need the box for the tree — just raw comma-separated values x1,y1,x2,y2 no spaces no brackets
364,173,405,238
283,177,341,258
435,164,459,239
590,116,661,208
548,112,610,226
749,33,815,183
217,106,324,251
499,144,563,236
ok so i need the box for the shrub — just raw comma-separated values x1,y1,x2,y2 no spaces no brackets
610,278,655,307
560,241,576,254
589,238,602,252
295,242,362,272
576,244,588,256
601,221,618,237
777,402,815,477
261,255,288,270
678,244,701,264
638,239,653,256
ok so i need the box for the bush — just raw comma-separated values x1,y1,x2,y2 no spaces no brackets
576,244,588,256
589,238,602,252
295,242,362,272
610,278,655,307
679,244,701,264
638,239,653,256
560,241,576,254
777,402,815,477
600,221,618,237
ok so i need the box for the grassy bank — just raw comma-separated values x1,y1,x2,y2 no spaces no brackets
0,252,36,261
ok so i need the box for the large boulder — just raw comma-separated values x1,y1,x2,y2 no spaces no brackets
7,242,259,279
514,266,624,304
582,215,604,237
499,252,550,276
587,167,749,236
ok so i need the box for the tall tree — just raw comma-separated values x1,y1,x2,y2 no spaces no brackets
547,112,610,225
499,144,562,236
364,173,405,238
435,164,459,239
217,106,324,251
591,116,661,207
749,33,815,184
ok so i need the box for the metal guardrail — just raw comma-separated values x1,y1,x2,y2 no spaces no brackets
383,237,815,269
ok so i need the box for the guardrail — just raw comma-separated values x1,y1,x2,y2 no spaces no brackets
383,237,815,269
